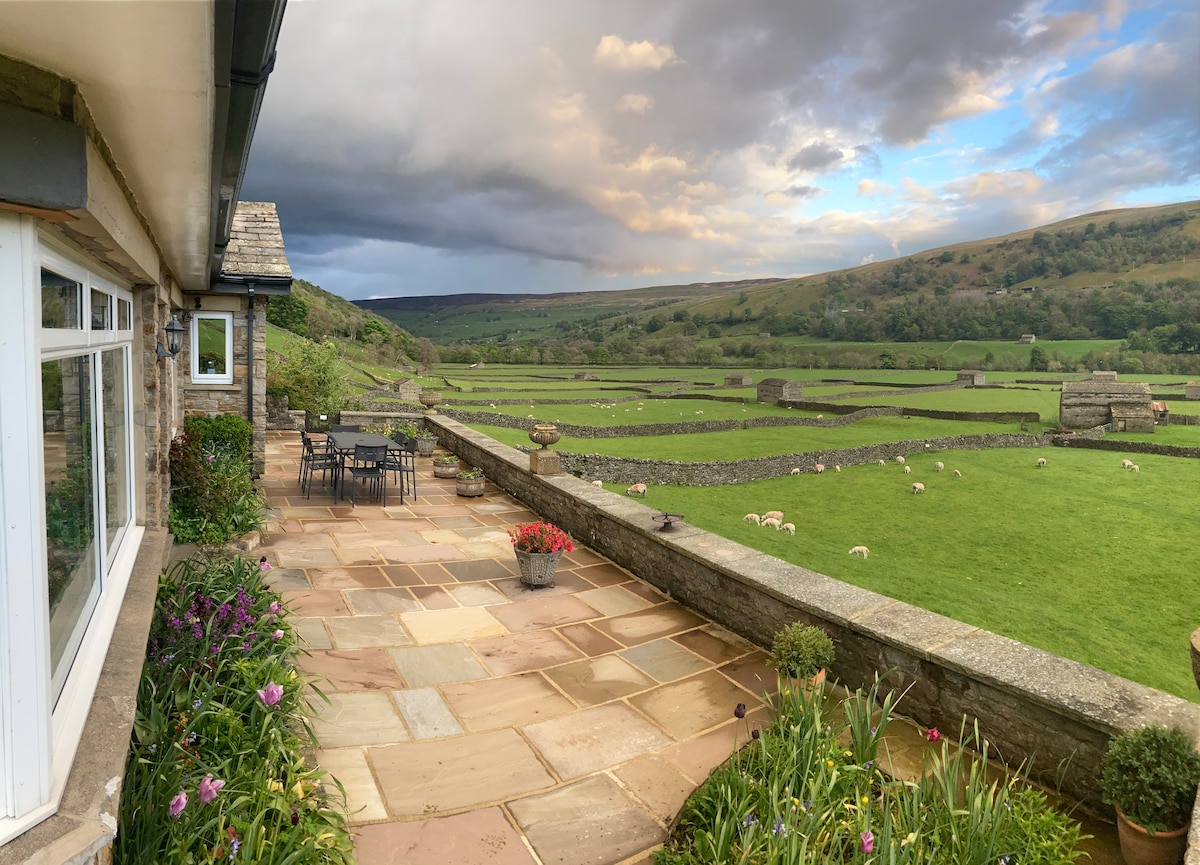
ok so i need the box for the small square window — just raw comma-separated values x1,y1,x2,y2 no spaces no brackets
42,269,81,329
191,312,233,384
90,289,111,331
117,299,131,330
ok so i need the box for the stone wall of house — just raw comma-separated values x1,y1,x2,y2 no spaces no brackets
265,394,303,430
426,416,1200,815
139,283,173,529
1059,380,1152,428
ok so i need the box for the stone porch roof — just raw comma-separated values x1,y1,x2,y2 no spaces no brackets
220,201,291,280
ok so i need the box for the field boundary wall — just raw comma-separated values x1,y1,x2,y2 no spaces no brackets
426,416,1200,817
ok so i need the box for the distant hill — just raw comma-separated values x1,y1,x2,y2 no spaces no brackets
355,201,1199,348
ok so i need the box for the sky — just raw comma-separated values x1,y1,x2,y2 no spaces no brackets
240,0,1200,300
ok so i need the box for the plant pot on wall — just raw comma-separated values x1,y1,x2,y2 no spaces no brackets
1115,811,1188,865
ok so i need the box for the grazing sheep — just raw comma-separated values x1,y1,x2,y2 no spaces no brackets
1036,457,1046,468
848,545,869,558
626,483,647,496
953,469,962,477
834,465,841,472
781,523,796,535
903,465,912,474
934,461,944,472
814,463,825,474
790,467,801,476
895,455,905,464
912,482,925,494
816,414,823,420
761,510,784,522
1121,459,1133,469
743,513,761,523
877,459,886,467
591,479,603,487
1130,464,1139,473
761,517,782,530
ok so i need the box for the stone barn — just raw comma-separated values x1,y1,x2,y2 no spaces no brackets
1186,381,1200,400
1151,401,1169,425
1018,334,1037,344
756,378,803,403
392,377,422,400
1059,375,1153,430
957,370,986,386
724,374,751,387
574,371,596,381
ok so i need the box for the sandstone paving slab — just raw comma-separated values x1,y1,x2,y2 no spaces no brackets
493,572,589,600
302,520,364,534
590,606,707,648
407,504,479,517
573,562,632,587
370,728,555,816
673,623,756,664
409,563,457,584
387,643,488,687
442,671,575,732
263,568,310,592
275,506,341,520
556,622,624,657
282,589,351,618
562,548,608,567
400,606,508,644
327,615,414,650
262,530,338,549
622,581,668,605
446,583,508,607
309,691,409,747
430,515,486,529
471,630,584,677
661,719,748,785
507,773,663,865
275,548,343,568
291,616,332,650
352,808,538,865
308,565,391,589
522,702,672,780
317,747,389,824
629,670,754,740
409,584,459,610
344,587,421,616
718,651,779,699
379,565,425,586
620,639,712,683
298,648,404,692
613,754,696,822
333,547,387,567
455,540,515,560
488,594,602,633
576,585,654,617
382,544,470,564
391,687,463,740
444,558,516,583
421,529,469,545
544,654,657,707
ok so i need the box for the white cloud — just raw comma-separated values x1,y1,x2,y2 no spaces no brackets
615,92,655,113
594,34,678,70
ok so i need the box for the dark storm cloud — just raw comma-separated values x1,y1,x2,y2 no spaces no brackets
787,143,845,172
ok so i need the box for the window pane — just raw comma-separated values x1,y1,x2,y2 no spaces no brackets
117,299,131,330
42,268,81,329
43,356,99,688
197,317,228,375
90,289,111,331
102,349,129,553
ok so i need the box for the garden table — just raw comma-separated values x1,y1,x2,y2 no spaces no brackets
326,431,402,502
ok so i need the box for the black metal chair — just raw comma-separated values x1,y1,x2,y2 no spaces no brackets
300,431,341,498
346,443,388,506
386,434,418,501
331,424,361,433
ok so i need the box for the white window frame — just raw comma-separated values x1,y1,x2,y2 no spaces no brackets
190,311,234,384
0,215,142,842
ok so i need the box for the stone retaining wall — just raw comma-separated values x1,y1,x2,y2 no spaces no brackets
427,416,1200,817
1058,437,1200,459
783,399,1041,424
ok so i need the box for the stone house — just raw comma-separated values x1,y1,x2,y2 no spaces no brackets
756,378,804,403
956,370,986,386
1018,334,1037,344
724,374,751,386
1059,374,1153,430
0,1,287,859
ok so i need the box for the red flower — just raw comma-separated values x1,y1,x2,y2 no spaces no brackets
925,727,941,743
508,521,574,554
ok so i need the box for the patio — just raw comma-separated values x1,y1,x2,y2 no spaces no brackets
254,430,1120,865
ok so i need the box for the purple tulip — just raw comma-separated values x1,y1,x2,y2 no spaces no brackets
257,682,284,707
259,556,272,571
751,728,761,740
860,831,874,853
198,774,225,804
169,790,188,819
734,702,747,719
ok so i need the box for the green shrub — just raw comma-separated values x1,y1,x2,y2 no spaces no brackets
768,622,835,678
115,555,353,864
168,434,264,545
1101,725,1200,832
265,339,350,416
183,414,253,461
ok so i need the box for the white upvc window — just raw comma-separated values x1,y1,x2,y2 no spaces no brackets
191,311,234,384
0,214,141,841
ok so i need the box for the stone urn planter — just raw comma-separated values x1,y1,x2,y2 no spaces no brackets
415,434,437,457
432,457,460,478
514,549,563,588
528,423,561,449
419,392,442,415
455,470,486,497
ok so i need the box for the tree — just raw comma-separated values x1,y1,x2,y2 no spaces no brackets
266,293,309,335
414,337,440,366
1027,345,1049,372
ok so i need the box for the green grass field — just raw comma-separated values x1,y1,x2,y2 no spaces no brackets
606,448,1198,700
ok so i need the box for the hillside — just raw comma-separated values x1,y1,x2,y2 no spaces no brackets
356,201,1199,352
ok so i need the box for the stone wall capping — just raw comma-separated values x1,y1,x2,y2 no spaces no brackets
848,602,981,661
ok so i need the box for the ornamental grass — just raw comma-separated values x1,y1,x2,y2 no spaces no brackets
655,675,1086,865
115,554,353,864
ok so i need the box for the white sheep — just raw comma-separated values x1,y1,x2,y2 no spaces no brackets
877,459,886,467
790,467,801,476
1036,457,1046,468
814,463,825,474
743,513,761,523
834,465,841,472
781,523,796,535
953,469,962,477
912,482,925,494
848,545,869,558
761,510,784,522
591,479,603,488
626,483,647,496
934,461,944,472
1130,464,1139,473
816,414,823,420
761,517,782,530
903,465,912,474
895,455,905,464
1121,459,1133,469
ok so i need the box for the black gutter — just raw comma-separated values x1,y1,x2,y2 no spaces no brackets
247,282,255,467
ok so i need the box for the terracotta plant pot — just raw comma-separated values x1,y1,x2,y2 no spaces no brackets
515,549,563,588
1115,810,1188,865
782,667,827,696
455,477,486,497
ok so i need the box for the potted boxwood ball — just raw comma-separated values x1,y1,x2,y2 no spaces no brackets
1101,724,1200,865
768,622,835,692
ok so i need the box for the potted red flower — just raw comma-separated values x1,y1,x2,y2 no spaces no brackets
508,521,574,588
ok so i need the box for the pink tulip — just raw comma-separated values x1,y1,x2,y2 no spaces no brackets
198,774,225,804
257,682,284,707
860,831,874,853
169,790,188,819
272,628,284,641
